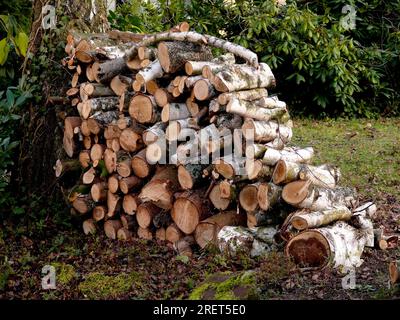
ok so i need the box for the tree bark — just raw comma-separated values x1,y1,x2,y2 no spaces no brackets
158,41,212,73
194,211,246,248
213,63,275,92
282,180,357,211
285,221,369,270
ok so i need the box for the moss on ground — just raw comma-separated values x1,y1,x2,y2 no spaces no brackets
292,118,400,197
189,271,258,300
51,262,76,286
78,272,142,299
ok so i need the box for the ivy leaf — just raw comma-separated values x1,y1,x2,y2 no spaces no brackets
0,38,10,66
14,32,29,57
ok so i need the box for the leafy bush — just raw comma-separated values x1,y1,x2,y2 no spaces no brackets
0,77,33,214
0,14,29,90
109,0,399,117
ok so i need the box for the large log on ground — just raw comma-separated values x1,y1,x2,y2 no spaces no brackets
194,211,246,248
174,235,195,257
285,221,368,270
157,41,212,73
139,166,180,209
171,189,212,234
282,180,357,211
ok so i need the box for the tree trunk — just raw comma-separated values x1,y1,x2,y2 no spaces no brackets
285,221,369,270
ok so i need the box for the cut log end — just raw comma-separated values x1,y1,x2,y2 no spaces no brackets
389,261,400,285
285,231,331,269
239,185,258,212
282,180,311,205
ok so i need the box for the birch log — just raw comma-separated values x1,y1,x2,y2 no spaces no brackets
194,211,246,248
291,206,352,230
285,221,369,270
213,63,275,92
227,98,288,122
242,118,293,143
282,180,357,211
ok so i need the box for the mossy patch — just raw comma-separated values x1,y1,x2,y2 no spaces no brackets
78,272,142,299
51,262,76,286
188,271,258,300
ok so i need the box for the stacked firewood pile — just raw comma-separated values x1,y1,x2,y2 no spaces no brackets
56,24,394,271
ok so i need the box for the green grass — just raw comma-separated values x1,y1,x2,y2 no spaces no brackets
291,118,400,198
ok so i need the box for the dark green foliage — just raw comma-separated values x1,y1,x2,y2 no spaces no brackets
109,0,399,117
0,78,33,214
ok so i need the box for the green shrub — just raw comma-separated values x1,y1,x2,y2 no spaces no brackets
109,0,398,117
0,77,33,215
